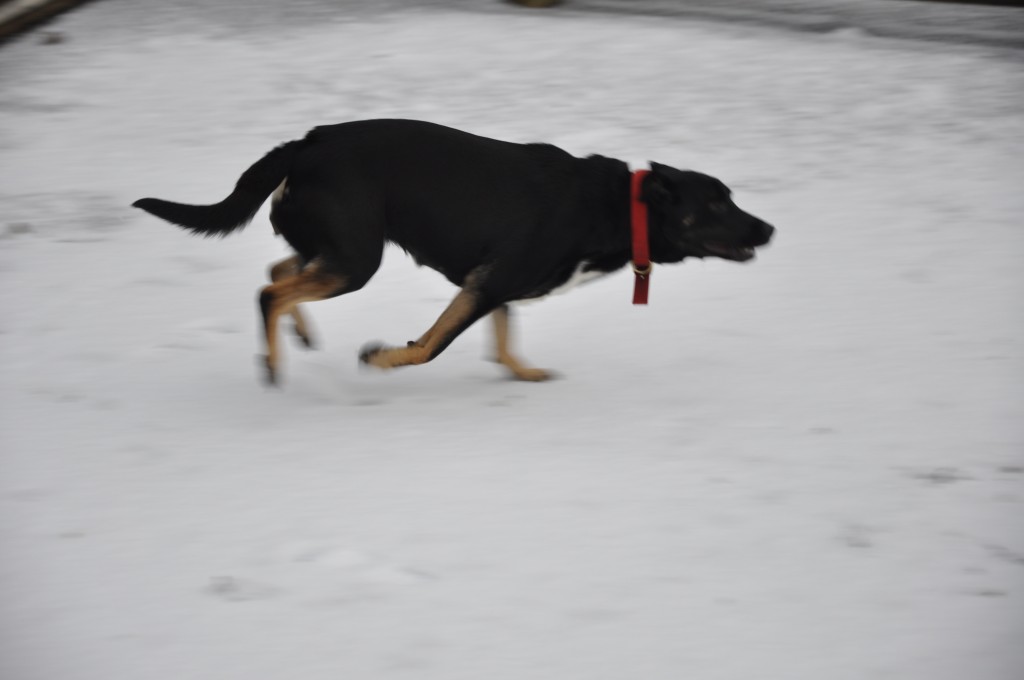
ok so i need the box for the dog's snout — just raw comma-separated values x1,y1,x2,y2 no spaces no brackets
754,221,775,244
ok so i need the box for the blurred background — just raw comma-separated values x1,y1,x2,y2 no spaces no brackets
1,1,1022,679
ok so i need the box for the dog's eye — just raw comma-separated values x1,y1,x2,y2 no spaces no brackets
682,215,696,227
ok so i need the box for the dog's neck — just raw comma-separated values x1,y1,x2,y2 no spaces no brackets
575,158,633,274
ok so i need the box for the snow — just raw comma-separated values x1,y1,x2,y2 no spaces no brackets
1,2,1023,679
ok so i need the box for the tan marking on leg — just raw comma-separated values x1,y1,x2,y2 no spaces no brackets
268,255,300,281
364,288,478,371
404,267,492,350
407,326,436,349
363,267,492,372
260,260,345,383
491,305,553,382
268,255,313,346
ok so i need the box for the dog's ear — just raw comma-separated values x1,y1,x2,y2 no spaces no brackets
643,162,678,206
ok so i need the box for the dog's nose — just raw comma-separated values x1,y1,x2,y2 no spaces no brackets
757,221,775,243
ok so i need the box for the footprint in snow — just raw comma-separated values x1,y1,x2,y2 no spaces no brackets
153,320,241,352
909,467,970,486
170,256,225,274
278,542,434,586
837,523,879,549
212,543,434,606
205,575,282,602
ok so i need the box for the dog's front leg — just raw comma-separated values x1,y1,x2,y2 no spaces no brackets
491,305,553,382
360,267,494,373
360,285,486,371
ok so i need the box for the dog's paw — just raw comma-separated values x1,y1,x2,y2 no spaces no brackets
513,367,558,382
358,342,387,367
492,353,559,382
258,355,280,387
295,327,315,350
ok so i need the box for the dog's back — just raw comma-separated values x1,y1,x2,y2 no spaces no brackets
276,120,615,286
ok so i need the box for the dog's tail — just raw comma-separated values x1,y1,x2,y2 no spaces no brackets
132,140,300,237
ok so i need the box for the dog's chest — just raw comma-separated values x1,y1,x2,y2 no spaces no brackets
518,261,609,304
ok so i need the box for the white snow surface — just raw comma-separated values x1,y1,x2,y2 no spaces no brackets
1,3,1023,679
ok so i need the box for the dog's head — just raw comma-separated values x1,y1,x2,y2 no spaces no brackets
643,162,774,263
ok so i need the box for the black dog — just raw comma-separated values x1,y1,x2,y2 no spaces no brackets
134,119,774,383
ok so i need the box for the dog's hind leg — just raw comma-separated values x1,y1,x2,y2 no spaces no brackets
360,268,493,372
268,255,314,348
490,304,553,382
259,259,348,385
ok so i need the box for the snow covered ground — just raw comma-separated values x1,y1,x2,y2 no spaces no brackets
1,2,1022,679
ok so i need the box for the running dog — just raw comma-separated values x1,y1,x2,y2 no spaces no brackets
133,119,774,384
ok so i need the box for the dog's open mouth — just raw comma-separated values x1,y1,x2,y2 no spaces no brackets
702,242,757,262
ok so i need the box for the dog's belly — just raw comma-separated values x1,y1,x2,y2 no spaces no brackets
517,262,609,304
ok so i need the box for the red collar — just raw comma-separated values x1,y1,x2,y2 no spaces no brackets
630,169,652,305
